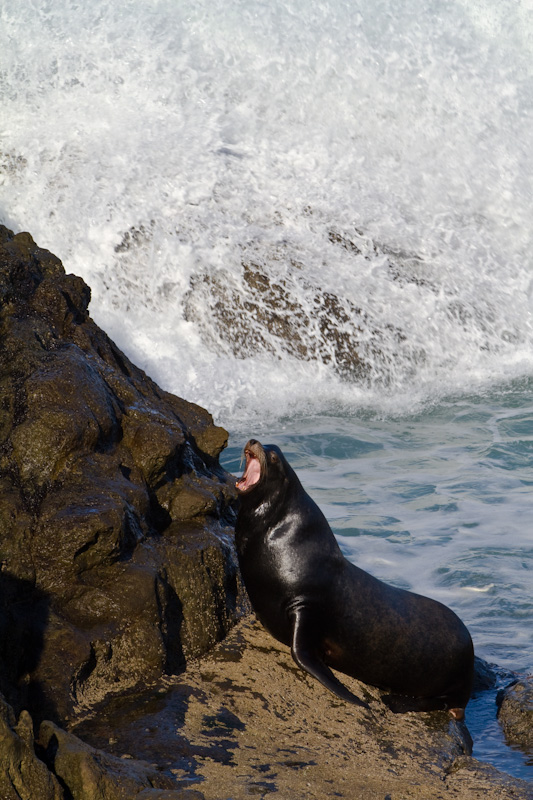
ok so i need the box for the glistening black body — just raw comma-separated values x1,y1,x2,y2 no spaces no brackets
235,439,474,719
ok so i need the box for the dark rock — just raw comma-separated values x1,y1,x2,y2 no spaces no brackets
183,232,422,381
472,656,500,694
0,694,63,800
497,677,533,752
0,225,241,724
38,719,206,800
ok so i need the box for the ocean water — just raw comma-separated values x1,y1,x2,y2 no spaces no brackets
1,0,532,782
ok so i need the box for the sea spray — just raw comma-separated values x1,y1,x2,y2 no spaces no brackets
1,0,532,423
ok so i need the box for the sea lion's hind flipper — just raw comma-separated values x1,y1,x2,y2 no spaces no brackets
289,607,369,709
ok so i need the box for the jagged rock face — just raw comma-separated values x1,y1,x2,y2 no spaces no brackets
183,232,420,381
0,692,205,800
37,717,206,800
0,226,241,724
184,260,369,379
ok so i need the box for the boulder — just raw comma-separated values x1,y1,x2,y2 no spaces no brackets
498,678,533,752
0,225,241,724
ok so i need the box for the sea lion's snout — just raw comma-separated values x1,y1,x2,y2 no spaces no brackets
236,439,264,493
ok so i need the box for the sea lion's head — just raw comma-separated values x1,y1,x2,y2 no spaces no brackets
235,439,287,497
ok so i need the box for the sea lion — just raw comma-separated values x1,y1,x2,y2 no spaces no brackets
235,439,474,719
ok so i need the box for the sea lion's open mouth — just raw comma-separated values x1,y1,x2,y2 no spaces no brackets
236,442,263,493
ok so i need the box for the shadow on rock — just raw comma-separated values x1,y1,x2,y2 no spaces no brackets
0,571,56,721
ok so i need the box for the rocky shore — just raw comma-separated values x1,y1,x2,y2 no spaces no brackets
0,226,531,799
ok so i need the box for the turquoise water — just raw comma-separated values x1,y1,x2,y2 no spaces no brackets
221,382,533,779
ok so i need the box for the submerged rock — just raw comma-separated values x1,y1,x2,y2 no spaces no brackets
184,260,368,378
0,225,241,724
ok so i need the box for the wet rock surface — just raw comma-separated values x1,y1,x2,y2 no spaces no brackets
0,694,63,800
498,678,533,753
183,230,424,381
38,718,206,800
72,617,533,800
0,225,241,727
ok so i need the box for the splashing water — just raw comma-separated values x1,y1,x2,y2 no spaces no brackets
1,0,532,424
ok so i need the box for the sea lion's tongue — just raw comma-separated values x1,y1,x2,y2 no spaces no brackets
236,455,261,491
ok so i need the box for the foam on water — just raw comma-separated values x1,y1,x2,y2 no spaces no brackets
1,0,533,424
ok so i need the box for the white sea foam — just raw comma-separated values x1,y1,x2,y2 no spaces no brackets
1,0,532,426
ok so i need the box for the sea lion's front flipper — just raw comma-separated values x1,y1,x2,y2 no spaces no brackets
289,607,369,708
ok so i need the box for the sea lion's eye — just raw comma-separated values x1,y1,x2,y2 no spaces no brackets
269,452,279,464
